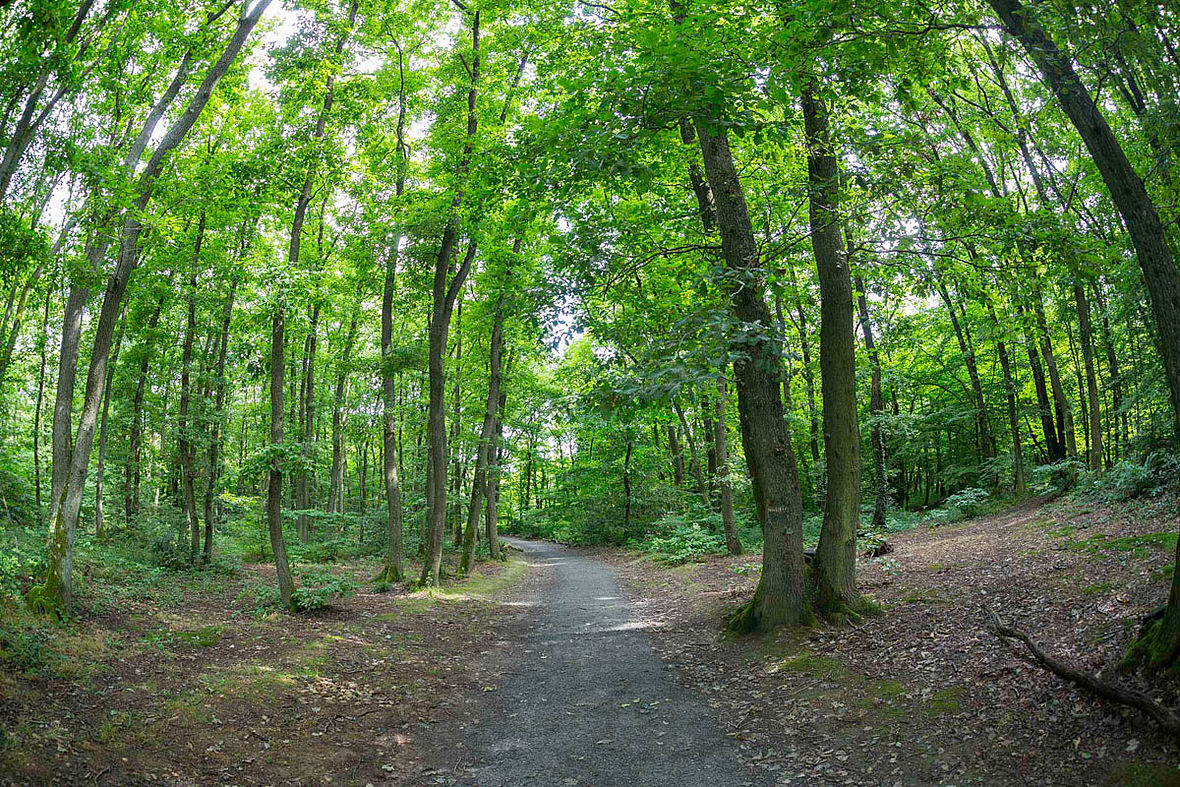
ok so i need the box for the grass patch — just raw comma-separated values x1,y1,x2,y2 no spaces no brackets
927,686,966,717
1107,763,1180,787
142,624,224,651
1065,531,1178,558
379,557,528,618
1082,582,1116,596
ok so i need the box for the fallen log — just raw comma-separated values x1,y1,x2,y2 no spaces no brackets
986,609,1180,738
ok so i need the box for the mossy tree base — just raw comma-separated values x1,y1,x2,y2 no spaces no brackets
1122,616,1180,675
373,564,403,586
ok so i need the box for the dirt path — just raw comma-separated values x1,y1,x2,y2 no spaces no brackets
433,537,769,787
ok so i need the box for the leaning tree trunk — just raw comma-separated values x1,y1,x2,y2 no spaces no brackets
30,0,273,616
693,118,808,631
802,84,864,618
986,0,1180,671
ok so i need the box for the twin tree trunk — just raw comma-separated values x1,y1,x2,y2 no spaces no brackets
986,0,1180,670
460,241,515,574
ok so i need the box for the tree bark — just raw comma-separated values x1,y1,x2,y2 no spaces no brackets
692,117,807,631
422,10,480,587
802,84,863,617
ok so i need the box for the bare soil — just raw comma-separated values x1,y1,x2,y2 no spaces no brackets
0,553,545,786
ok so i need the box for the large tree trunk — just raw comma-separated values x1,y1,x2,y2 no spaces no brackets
985,0,1180,671
802,85,864,617
855,274,888,530
693,118,807,631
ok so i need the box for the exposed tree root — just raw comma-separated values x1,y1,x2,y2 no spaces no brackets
987,609,1180,738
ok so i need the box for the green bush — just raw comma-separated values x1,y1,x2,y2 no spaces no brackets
291,567,356,612
925,487,991,527
637,524,728,565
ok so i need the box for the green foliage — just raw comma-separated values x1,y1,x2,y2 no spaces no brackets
925,487,992,527
291,567,356,612
637,524,728,565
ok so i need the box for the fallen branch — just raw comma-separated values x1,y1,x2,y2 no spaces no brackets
986,609,1180,738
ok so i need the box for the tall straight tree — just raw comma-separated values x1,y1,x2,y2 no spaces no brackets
800,83,864,617
422,7,481,587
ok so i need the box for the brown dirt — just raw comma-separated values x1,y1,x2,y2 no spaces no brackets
598,492,1180,786
0,552,545,786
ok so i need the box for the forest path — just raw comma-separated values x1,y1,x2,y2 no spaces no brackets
432,537,769,787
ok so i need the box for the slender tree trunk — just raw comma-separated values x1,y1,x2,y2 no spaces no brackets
937,279,994,463
672,400,710,507
855,274,888,529
33,290,49,528
422,10,480,587
204,265,241,564
715,376,741,556
988,299,1027,494
1034,287,1075,458
94,305,127,540
1075,280,1104,470
178,214,205,562
328,311,358,514
296,304,318,542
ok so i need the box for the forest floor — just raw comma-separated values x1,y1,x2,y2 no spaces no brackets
0,551,546,786
599,491,1180,786
3,492,1180,786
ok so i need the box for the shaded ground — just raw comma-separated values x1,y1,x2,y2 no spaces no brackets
0,553,543,786
424,536,770,787
600,493,1180,786
5,493,1180,786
